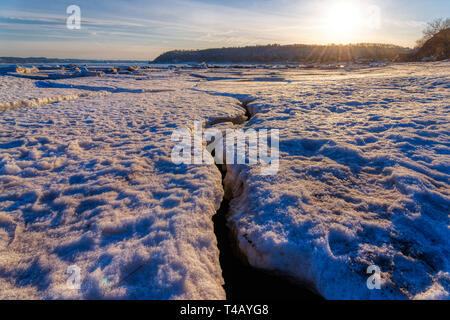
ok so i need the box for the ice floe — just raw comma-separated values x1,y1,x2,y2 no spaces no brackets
0,61,448,299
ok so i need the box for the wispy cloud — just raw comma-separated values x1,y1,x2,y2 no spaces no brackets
0,0,443,59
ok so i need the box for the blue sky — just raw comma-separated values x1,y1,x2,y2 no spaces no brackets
0,0,449,60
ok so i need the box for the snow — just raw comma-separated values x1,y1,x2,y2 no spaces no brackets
201,61,450,299
0,75,108,111
0,72,245,299
0,61,449,299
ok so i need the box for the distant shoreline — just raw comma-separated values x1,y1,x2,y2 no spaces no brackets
0,57,149,65
152,43,410,64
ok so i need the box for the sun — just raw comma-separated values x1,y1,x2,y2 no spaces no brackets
323,1,363,43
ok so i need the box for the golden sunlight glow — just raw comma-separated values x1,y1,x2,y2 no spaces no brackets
323,1,363,43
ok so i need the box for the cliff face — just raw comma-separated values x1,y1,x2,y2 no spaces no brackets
153,44,408,64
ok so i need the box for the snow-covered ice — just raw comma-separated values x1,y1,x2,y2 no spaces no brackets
0,72,244,299
0,62,449,299
201,62,450,299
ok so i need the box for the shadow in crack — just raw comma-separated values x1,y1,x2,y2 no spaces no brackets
213,167,323,301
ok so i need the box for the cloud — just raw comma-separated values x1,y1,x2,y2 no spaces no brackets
0,0,436,58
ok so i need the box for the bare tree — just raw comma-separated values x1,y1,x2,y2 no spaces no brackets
416,18,450,48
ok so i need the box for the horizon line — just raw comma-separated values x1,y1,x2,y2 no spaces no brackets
0,41,412,62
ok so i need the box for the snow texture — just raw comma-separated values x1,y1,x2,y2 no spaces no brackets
0,70,245,299
0,62,449,299
202,62,450,299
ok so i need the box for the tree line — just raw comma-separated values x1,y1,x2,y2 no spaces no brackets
153,43,408,64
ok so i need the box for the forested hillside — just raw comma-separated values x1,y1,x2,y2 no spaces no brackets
153,43,408,63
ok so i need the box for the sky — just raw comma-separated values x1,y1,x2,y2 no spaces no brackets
0,0,449,60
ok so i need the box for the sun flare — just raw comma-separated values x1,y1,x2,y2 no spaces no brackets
323,1,363,43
